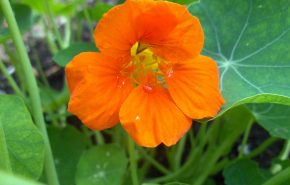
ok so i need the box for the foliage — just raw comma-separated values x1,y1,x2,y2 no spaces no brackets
0,0,290,185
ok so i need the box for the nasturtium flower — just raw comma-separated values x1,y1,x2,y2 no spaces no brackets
66,0,224,147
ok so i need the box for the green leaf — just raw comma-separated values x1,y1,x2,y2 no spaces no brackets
0,95,45,179
20,0,48,13
203,179,216,185
0,4,33,43
215,105,254,144
39,85,69,112
77,3,113,21
223,159,268,185
21,0,82,16
75,144,128,185
188,0,290,113
142,183,189,185
169,0,197,5
0,170,44,185
53,42,97,67
249,103,290,139
48,125,91,185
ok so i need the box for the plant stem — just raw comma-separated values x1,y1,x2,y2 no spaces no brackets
0,59,23,97
0,1,59,185
63,19,71,48
246,137,279,159
83,6,94,38
128,137,139,185
210,158,230,175
262,166,290,185
271,140,290,174
95,131,104,145
3,43,27,92
139,148,171,175
192,133,239,185
43,0,64,49
238,121,253,158
44,22,59,54
278,140,290,160
189,129,195,146
149,123,213,183
174,134,187,170
30,46,50,87
0,121,12,173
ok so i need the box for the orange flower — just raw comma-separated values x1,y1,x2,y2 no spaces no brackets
66,0,224,147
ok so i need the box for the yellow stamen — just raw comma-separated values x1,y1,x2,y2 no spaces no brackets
128,42,165,86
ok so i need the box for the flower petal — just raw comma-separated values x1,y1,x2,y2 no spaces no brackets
66,52,98,93
94,1,137,62
147,2,204,62
165,56,224,119
66,52,133,130
94,0,203,63
119,85,191,147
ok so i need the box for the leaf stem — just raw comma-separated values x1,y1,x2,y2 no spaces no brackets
83,5,94,38
95,131,104,145
271,139,290,174
174,134,187,170
128,137,139,185
246,137,279,159
139,148,171,175
0,1,59,184
192,132,241,185
30,46,50,87
149,123,212,183
238,120,253,158
43,0,64,49
262,166,290,185
0,59,23,97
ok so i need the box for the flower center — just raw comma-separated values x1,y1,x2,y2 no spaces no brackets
125,42,166,87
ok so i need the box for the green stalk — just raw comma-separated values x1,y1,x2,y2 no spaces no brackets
0,1,59,185
43,0,64,49
262,166,290,185
139,148,171,175
192,133,239,185
246,137,279,159
210,158,230,175
0,121,12,173
43,20,59,54
174,134,187,170
30,46,50,87
0,59,23,97
128,137,139,185
83,7,94,38
63,19,71,48
271,140,290,174
149,123,213,183
95,131,105,145
3,43,27,92
238,121,253,158
188,129,195,146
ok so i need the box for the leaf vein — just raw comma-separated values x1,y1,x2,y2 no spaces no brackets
229,0,253,60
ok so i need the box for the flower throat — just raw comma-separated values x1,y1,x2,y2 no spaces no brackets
125,42,167,88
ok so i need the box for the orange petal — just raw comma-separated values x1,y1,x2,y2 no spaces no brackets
66,52,133,130
147,2,204,62
94,0,203,63
165,56,224,119
66,52,98,93
119,85,191,147
94,1,137,63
